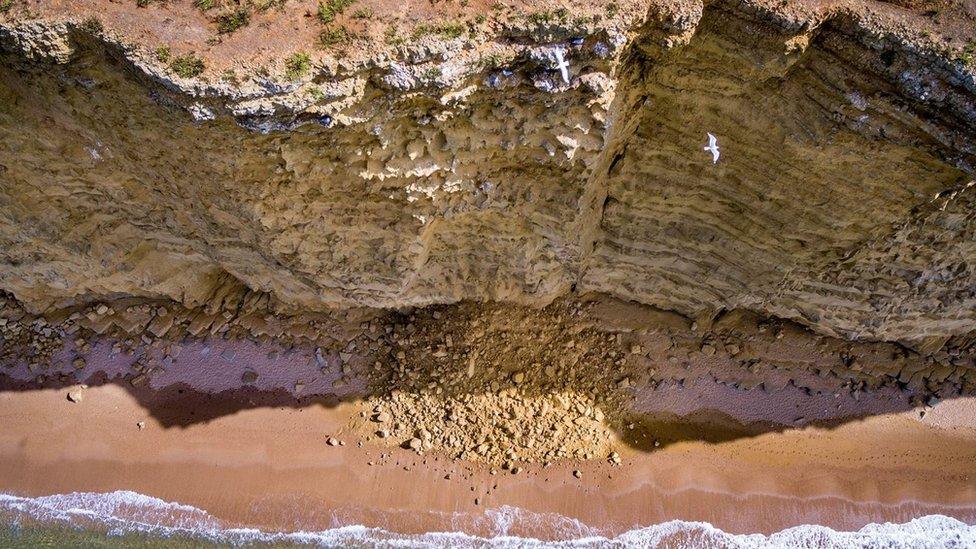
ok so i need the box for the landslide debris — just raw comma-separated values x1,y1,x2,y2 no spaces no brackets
356,300,638,465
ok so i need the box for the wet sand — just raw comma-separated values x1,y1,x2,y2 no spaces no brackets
1,379,975,539
2,295,976,539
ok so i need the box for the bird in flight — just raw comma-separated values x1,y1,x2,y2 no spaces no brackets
554,49,570,84
704,133,720,164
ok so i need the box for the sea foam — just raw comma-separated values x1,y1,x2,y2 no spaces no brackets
1,490,974,548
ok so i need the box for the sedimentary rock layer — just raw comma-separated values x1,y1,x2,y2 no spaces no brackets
0,0,974,348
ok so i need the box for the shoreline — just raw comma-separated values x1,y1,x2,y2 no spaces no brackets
1,295,975,539
1,380,975,539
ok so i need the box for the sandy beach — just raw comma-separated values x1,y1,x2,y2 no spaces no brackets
1,295,975,541
1,371,975,539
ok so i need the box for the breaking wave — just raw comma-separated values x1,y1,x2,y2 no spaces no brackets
1,490,974,548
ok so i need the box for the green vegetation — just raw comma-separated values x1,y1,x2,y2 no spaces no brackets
317,0,354,24
216,8,250,33
319,26,350,47
605,1,619,18
195,0,215,10
155,45,171,63
384,25,402,46
80,17,103,34
527,8,570,25
0,0,13,13
306,87,326,101
480,53,503,69
170,53,205,78
959,41,976,63
411,21,466,40
422,66,442,80
285,52,312,79
351,6,372,19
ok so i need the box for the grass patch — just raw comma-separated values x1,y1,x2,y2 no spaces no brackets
317,0,354,24
959,42,976,65
411,21,466,40
319,26,350,47
170,53,205,78
0,0,13,12
526,8,570,25
285,52,312,79
79,17,103,34
195,0,215,10
351,6,372,19
155,45,171,63
306,87,326,101
384,25,402,45
216,8,250,33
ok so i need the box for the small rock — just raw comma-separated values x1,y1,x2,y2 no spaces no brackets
136,421,146,430
327,437,340,446
572,469,582,479
66,388,84,403
241,371,258,384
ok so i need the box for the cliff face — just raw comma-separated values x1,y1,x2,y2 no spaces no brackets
1,0,974,350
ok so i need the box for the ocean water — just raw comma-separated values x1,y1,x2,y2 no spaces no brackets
1,491,974,548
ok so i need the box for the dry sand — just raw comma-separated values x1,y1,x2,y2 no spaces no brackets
1,377,975,539
1,295,975,539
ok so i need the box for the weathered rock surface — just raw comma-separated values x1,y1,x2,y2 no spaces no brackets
0,0,975,349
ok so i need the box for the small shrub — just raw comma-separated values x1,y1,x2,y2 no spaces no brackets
481,53,503,69
317,0,354,24
254,0,285,10
384,25,402,45
0,0,12,13
80,17,103,34
319,26,350,47
306,87,326,101
195,0,215,10
605,1,619,18
351,6,372,19
217,8,250,33
960,42,976,65
411,21,466,40
285,52,312,79
170,53,205,78
527,8,569,25
155,45,171,63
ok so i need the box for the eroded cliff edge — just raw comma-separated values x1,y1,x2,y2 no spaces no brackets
1,0,975,352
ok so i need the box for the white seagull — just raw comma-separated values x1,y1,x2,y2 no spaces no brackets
554,48,570,84
704,132,720,164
